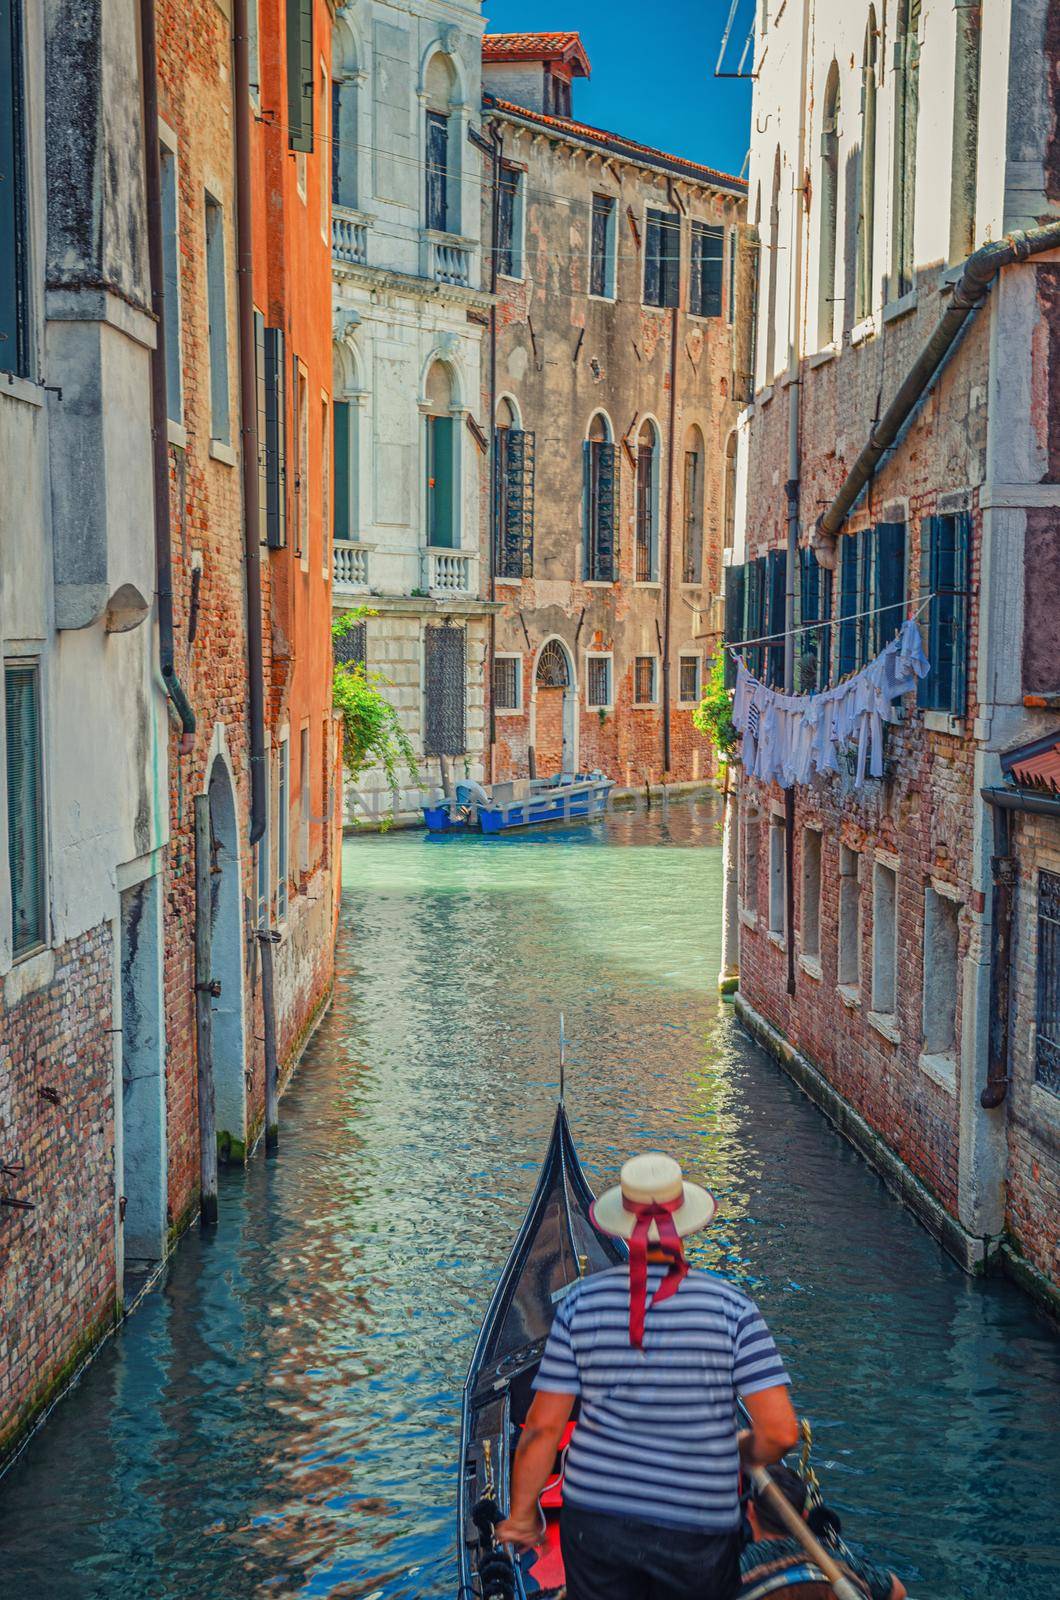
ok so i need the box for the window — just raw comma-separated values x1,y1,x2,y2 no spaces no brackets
493,655,521,712
817,63,841,348
333,398,356,540
0,0,28,378
256,757,270,927
838,844,860,988
922,886,959,1061
5,661,45,956
204,194,230,444
425,361,456,549
497,164,524,278
949,3,981,262
293,358,308,561
424,624,466,756
264,326,287,547
1036,869,1060,1094
299,724,310,876
586,655,612,710
276,737,289,922
763,548,786,689
590,194,616,299
426,110,449,232
723,430,737,551
160,140,182,424
644,209,680,309
855,11,878,322
320,65,329,238
744,809,760,916
321,395,330,575
918,513,970,715
545,68,571,119
635,419,659,582
690,223,724,319
334,617,366,669
768,817,785,936
797,545,833,691
679,657,701,704
801,828,822,962
682,429,703,583
493,403,535,579
727,227,737,325
871,861,897,1016
584,414,617,582
332,52,358,209
286,0,313,152
892,0,920,298
634,656,657,706
764,148,781,381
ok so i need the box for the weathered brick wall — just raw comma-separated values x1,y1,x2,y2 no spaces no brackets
1005,815,1060,1290
0,924,117,1456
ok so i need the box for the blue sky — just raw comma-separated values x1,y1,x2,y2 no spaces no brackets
482,0,754,180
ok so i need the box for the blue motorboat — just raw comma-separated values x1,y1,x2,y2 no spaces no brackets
423,772,614,834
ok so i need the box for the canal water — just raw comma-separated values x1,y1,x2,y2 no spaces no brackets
2,800,1058,1600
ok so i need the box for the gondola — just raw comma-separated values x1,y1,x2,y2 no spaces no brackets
457,1100,625,1598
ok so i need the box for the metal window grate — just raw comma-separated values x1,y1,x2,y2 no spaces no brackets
586,656,611,709
1036,869,1060,1094
334,619,366,670
680,657,700,702
536,639,570,688
493,656,519,711
634,656,656,704
425,624,466,756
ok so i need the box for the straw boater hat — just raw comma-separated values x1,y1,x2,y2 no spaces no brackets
591,1152,717,1241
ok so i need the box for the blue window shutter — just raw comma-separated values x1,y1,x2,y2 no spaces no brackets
594,440,617,581
502,428,535,577
858,526,876,665
953,511,971,716
333,401,350,541
918,516,937,708
875,522,906,651
838,535,858,677
766,548,786,687
644,213,662,306
724,563,746,690
5,662,44,954
264,327,287,549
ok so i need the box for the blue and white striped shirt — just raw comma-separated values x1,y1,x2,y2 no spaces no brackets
533,1264,790,1532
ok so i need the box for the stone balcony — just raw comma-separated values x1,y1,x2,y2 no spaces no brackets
426,548,475,596
332,542,370,591
425,231,472,287
332,207,368,266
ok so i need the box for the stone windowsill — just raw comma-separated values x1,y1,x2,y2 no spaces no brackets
494,575,523,587
583,580,617,588
919,1050,957,1094
4,945,56,1008
837,982,860,1010
632,700,660,709
850,314,877,346
1,372,45,409
1029,1082,1060,1147
808,343,838,369
167,418,187,450
766,927,786,950
867,1009,901,1045
738,906,758,931
758,384,775,406
633,581,662,590
882,288,918,324
209,438,237,467
799,952,823,981
923,708,963,736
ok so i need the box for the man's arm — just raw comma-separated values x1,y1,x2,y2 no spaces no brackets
738,1383,800,1466
495,1390,576,1552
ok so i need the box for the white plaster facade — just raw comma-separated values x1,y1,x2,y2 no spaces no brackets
330,0,496,819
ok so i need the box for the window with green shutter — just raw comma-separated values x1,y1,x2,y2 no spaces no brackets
427,414,455,547
918,512,971,714
585,437,617,581
690,222,724,318
333,400,351,541
264,326,287,548
286,0,314,153
5,661,45,956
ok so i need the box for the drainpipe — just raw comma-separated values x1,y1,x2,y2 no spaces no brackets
815,221,1060,561
140,0,196,753
782,0,811,998
488,124,502,782
232,0,267,849
232,0,277,1145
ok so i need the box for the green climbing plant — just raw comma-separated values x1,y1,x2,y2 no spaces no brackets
692,648,738,760
332,610,420,793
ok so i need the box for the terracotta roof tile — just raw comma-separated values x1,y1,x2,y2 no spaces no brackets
483,32,591,77
483,95,747,195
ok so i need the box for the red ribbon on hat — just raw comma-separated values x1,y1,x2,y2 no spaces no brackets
625,1194,688,1349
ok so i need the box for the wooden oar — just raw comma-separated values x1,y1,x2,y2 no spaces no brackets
748,1466,866,1600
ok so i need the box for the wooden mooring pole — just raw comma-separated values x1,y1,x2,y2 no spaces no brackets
193,793,219,1226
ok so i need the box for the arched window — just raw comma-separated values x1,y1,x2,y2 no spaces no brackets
425,54,457,234
494,397,535,579
536,639,570,688
723,429,737,552
764,148,781,381
855,12,878,322
425,361,457,548
682,424,704,584
332,25,360,209
817,62,841,348
584,413,617,582
892,0,920,298
635,419,659,583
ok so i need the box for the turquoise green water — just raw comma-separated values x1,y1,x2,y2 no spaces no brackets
1,800,1057,1598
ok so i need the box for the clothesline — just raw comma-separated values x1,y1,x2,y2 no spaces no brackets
724,593,935,656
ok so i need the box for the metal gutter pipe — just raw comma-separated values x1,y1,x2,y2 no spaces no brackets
232,0,267,847
140,0,196,753
817,221,1060,557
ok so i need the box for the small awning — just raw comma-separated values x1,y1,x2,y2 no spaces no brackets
1000,729,1060,796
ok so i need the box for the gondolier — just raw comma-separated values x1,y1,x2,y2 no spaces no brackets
496,1152,799,1600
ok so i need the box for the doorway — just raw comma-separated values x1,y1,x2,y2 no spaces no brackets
119,874,166,1290
208,759,248,1162
534,639,576,777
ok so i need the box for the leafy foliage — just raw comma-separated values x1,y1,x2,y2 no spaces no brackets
692,648,738,760
332,611,419,792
